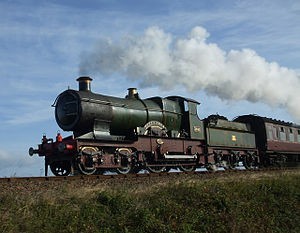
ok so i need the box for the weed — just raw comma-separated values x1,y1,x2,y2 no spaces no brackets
0,172,299,233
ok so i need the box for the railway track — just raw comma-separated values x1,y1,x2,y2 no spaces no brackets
0,167,298,183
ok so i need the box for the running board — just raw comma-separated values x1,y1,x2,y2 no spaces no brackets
163,154,197,160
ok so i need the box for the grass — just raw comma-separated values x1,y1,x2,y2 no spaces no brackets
0,170,299,233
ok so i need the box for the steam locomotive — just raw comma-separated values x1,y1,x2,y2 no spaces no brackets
29,77,300,176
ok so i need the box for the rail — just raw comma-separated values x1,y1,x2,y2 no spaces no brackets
0,167,298,183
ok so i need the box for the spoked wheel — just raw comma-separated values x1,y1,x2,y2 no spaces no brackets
116,148,134,174
78,163,97,175
147,165,166,173
165,166,172,172
243,153,257,169
50,161,71,176
224,154,238,169
179,165,196,172
274,155,287,168
116,165,133,174
78,146,98,175
220,160,230,170
206,163,217,172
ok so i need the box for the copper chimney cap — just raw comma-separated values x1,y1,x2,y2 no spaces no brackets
77,76,92,91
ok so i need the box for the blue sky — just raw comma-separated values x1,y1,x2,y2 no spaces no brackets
0,0,299,177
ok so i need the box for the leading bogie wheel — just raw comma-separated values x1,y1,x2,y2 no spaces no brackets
50,161,71,176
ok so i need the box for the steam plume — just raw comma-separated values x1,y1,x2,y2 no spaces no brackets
79,26,300,122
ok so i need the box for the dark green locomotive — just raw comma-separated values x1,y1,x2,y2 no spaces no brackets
30,77,260,175
29,77,300,176
54,77,205,140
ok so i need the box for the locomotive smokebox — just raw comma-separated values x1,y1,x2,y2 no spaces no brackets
77,76,92,91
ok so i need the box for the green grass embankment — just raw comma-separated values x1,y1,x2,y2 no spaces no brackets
0,170,299,233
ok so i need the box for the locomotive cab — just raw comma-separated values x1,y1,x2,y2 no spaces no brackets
166,96,205,140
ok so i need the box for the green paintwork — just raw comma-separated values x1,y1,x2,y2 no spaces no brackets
206,119,256,148
188,101,205,140
57,88,206,139
109,96,183,134
109,95,205,139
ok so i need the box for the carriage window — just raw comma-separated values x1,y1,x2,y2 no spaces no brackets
279,127,286,141
298,130,300,143
289,128,295,142
273,126,278,139
267,125,273,140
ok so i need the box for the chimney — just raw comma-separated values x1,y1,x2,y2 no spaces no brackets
126,88,139,99
77,76,92,91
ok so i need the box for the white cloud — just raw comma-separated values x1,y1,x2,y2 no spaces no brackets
0,0,299,177
79,26,300,122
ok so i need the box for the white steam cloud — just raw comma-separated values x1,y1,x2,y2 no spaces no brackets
79,26,300,122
